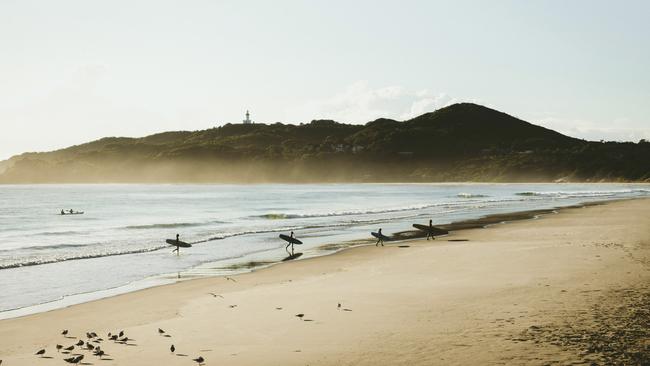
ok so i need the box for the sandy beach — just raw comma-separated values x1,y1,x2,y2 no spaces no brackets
1,198,648,365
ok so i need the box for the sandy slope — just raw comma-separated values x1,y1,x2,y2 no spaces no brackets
1,198,648,365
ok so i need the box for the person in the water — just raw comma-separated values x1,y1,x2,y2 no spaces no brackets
172,233,180,255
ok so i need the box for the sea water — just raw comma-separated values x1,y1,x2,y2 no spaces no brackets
0,183,648,318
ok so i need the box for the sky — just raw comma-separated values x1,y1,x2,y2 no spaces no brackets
1,0,649,160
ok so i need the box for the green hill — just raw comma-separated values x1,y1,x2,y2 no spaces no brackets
1,103,648,183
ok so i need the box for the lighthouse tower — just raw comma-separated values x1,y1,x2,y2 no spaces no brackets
243,110,253,124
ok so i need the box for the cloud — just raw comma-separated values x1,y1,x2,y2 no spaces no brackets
286,81,456,124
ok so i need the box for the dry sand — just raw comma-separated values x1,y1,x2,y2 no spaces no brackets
1,198,648,365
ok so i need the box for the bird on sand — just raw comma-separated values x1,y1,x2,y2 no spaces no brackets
158,328,165,335
63,345,74,351
338,303,341,310
193,356,205,365
170,344,175,353
225,276,237,282
35,349,46,356
64,354,84,364
61,329,68,336
75,340,84,346
109,334,118,341
295,313,305,320
94,350,105,359
118,330,124,337
56,344,63,352
209,293,224,298
86,343,95,351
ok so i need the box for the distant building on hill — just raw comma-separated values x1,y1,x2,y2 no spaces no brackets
243,110,253,124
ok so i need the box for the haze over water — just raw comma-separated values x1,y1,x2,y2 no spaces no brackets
1,183,648,317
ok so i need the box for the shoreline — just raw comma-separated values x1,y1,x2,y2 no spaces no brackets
1,197,648,365
0,198,629,321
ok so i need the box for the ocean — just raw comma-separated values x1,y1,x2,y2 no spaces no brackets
0,183,648,318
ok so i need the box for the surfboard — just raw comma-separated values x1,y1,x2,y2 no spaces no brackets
412,224,448,236
279,234,303,245
166,239,192,248
282,252,303,261
371,232,390,241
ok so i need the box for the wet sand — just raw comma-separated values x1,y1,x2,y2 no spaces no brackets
0,198,648,365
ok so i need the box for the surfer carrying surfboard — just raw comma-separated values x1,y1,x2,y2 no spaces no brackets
279,232,303,260
165,234,191,255
286,231,295,254
427,219,435,240
172,233,180,255
375,228,385,246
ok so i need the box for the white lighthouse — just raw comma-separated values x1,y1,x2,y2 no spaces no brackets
243,110,253,124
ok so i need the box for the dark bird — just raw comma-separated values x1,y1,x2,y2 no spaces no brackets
229,304,237,308
64,354,84,364
119,336,130,343
118,330,124,337
158,328,165,335
276,307,283,310
64,345,74,351
338,303,341,310
56,344,63,352
107,332,111,338
109,334,118,341
35,349,46,356
86,343,95,351
295,313,305,320
193,356,205,365
170,344,175,353
75,340,84,346
90,332,98,338
86,332,93,339
225,276,237,282
61,329,68,336
94,350,105,359
209,293,224,298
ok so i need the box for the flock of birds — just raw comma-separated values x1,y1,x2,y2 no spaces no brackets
28,328,206,365
7,279,355,366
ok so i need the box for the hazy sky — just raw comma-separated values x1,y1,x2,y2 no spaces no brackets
1,0,649,159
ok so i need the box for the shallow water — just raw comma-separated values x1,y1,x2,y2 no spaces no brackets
0,183,648,317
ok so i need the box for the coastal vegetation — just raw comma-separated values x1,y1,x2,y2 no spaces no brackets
1,103,648,183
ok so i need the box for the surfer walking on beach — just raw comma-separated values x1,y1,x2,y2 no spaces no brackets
375,228,385,246
427,219,435,240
